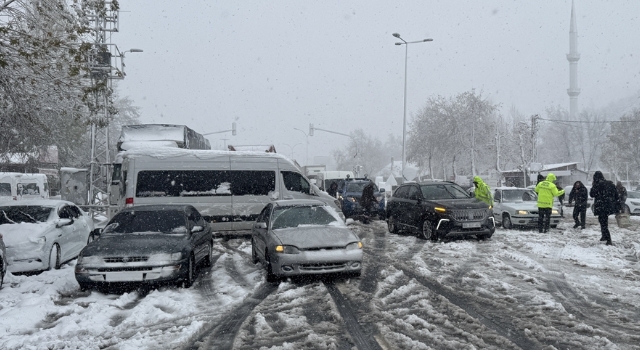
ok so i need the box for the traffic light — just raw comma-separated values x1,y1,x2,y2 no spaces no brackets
232,122,236,136
309,123,314,136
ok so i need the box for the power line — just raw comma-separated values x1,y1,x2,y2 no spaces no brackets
539,117,637,124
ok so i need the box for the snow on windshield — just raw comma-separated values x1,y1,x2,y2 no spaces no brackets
271,206,341,229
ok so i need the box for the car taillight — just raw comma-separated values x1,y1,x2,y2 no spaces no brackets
125,197,134,207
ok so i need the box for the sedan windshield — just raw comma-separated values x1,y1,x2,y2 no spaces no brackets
0,206,53,224
103,210,187,234
271,206,340,229
502,189,537,202
421,184,470,200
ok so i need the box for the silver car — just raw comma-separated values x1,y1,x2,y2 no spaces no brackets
0,200,94,273
493,187,561,229
251,200,363,282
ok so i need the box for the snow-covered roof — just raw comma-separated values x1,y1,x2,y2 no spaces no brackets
117,147,290,162
119,124,186,143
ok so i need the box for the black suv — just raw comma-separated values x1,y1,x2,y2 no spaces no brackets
386,181,495,241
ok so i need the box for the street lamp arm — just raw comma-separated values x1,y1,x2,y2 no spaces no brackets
311,127,358,158
202,129,232,136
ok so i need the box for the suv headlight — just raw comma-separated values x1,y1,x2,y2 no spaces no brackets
275,245,300,254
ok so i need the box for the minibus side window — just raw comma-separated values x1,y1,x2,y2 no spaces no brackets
281,171,310,194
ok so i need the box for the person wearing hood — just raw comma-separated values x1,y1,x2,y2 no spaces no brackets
616,181,628,214
568,180,588,229
534,173,564,233
472,176,493,207
590,171,619,245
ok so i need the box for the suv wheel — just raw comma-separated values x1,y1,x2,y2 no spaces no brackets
387,215,398,234
502,214,513,229
420,220,437,241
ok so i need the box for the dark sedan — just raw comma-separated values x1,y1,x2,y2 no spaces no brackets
75,205,214,290
386,181,495,241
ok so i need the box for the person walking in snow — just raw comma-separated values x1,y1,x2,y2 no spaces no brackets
327,181,338,198
359,181,378,224
535,173,565,233
473,176,493,206
568,180,588,229
616,181,627,214
590,171,619,245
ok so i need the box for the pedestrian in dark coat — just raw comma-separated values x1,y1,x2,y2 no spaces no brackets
568,181,588,229
590,171,619,245
327,181,338,198
359,181,378,224
616,181,627,213
537,174,545,184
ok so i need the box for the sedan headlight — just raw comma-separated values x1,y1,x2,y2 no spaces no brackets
77,255,103,265
275,245,300,254
552,209,559,215
148,252,183,263
346,242,363,250
516,210,529,215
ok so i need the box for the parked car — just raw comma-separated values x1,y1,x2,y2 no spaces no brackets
0,233,6,288
0,200,94,273
75,205,213,290
336,177,386,219
625,191,640,215
251,200,363,282
386,181,495,241
493,187,561,229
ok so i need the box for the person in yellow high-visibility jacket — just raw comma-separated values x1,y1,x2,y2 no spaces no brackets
473,176,493,207
534,173,564,233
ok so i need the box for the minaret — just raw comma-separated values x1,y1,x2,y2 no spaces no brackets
567,0,581,119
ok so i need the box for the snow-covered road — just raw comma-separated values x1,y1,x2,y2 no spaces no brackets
1,215,639,349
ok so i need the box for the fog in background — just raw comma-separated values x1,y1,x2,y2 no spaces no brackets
115,0,640,165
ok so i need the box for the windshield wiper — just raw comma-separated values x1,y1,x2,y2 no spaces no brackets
1,210,17,224
18,211,38,223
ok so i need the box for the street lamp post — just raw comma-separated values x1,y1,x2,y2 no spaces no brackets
393,33,432,181
282,143,302,160
293,128,309,165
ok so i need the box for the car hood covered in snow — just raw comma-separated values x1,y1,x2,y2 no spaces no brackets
82,233,189,256
0,222,51,247
272,225,357,249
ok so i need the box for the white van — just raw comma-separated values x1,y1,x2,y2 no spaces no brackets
0,173,50,201
317,171,355,192
110,148,342,234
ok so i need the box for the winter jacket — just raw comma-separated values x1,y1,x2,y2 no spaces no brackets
535,173,564,209
568,184,588,208
590,171,619,216
473,176,493,206
360,182,378,209
616,183,627,205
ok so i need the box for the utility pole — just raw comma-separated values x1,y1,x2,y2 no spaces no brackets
86,3,119,216
531,114,539,163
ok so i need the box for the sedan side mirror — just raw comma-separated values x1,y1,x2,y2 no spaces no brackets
91,228,102,239
254,222,267,230
55,218,73,228
191,225,204,233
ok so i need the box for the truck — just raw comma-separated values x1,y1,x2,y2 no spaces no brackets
117,124,211,152
0,172,50,201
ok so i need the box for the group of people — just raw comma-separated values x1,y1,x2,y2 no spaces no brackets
473,171,628,246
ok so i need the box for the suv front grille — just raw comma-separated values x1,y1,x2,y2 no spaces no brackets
449,209,487,221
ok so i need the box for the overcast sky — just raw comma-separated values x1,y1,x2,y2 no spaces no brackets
115,0,640,165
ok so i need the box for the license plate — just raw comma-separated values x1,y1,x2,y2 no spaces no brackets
106,272,143,282
462,222,481,228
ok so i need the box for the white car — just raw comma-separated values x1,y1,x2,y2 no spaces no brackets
625,191,640,215
493,187,561,229
0,200,94,273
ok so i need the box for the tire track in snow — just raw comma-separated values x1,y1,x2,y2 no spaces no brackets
324,281,384,350
358,222,387,294
185,282,278,350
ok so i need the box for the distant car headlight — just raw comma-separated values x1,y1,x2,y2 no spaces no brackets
346,196,357,203
631,201,640,206
275,245,300,254
346,242,363,250
517,210,529,215
148,252,183,263
552,209,559,215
